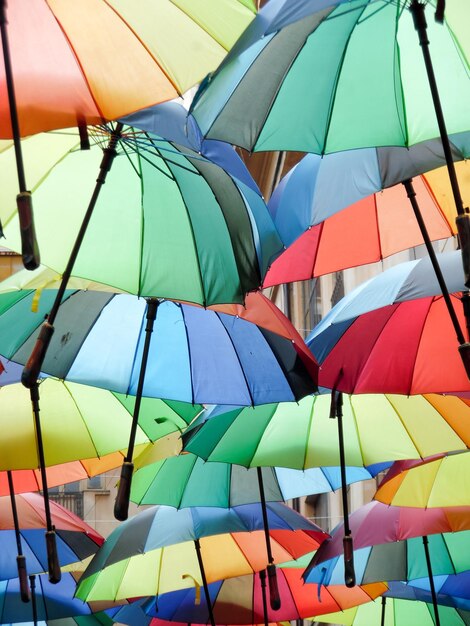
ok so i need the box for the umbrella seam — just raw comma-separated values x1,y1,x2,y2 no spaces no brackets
179,305,196,406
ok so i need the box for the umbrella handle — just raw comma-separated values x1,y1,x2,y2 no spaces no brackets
343,535,356,588
267,563,280,611
46,530,61,584
114,461,134,522
17,192,40,270
21,321,54,388
17,555,30,603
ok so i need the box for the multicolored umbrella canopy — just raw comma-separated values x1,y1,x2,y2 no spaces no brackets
183,393,470,468
311,589,470,626
0,116,283,305
307,251,470,394
76,503,328,601
0,291,317,404
130,452,387,507
190,0,469,153
410,571,470,603
375,452,470,508
0,0,256,138
137,564,386,623
0,378,199,471
304,501,470,585
265,158,469,285
0,492,102,580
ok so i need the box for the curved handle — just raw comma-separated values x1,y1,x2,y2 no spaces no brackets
46,530,61,584
17,555,30,602
21,322,54,388
267,563,281,611
114,461,134,521
343,535,356,588
17,192,40,270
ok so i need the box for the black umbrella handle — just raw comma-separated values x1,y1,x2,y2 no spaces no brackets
267,563,280,611
114,461,134,522
17,192,40,270
46,529,61,584
343,535,356,588
17,555,30,602
21,321,54,388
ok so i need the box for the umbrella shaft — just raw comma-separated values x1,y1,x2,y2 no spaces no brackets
260,568,269,626
380,597,386,626
422,535,441,626
256,467,274,564
194,540,216,626
29,575,38,626
30,384,53,532
7,471,23,554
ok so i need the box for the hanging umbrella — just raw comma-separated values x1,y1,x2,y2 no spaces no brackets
135,564,386,624
307,250,470,394
409,571,470,603
130,452,387,508
0,0,257,269
75,502,328,602
375,451,470,508
264,157,469,285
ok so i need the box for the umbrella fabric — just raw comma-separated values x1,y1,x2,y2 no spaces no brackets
0,1,256,138
76,502,328,601
387,580,470,610
375,451,470,508
0,291,317,405
310,590,470,626
303,501,470,585
0,117,283,306
138,567,386,624
190,0,470,153
409,571,470,602
183,393,470,468
0,378,199,471
0,573,96,622
130,452,386,507
307,251,470,394
0,492,102,580
264,159,469,285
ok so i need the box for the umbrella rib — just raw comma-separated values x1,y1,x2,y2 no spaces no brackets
179,305,196,406
348,395,368,466
61,381,103,460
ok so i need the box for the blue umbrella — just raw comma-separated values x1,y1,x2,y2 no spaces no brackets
409,571,470,603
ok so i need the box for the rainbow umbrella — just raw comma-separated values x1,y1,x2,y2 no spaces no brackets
375,451,470,508
307,251,470,394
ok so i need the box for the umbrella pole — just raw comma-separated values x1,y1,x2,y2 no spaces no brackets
380,597,386,626
330,390,355,588
259,568,269,626
193,539,216,626
7,471,30,602
402,178,470,377
114,298,159,521
31,382,61,584
29,575,38,626
409,1,470,336
422,535,441,626
21,122,124,390
256,466,281,610
0,0,40,270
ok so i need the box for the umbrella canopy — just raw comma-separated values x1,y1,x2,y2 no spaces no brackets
410,571,470,603
0,117,283,306
375,451,470,508
76,503,328,601
307,251,470,394
0,492,102,580
130,452,386,507
0,0,256,138
190,0,469,153
265,157,469,285
304,501,470,585
183,393,470,468
0,291,317,405
138,565,386,624
0,377,199,471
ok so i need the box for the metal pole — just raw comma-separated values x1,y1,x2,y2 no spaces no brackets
30,383,61,584
330,390,355,588
29,575,38,626
21,123,124,388
256,466,281,610
0,0,40,270
114,298,159,521
7,471,29,602
259,568,269,626
380,597,386,626
402,179,470,378
422,535,441,626
194,539,216,626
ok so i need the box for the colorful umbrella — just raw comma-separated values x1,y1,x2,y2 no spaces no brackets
375,452,470,508
75,503,328,603
307,251,470,394
190,0,469,154
264,158,469,285
130,452,387,508
183,393,470,468
0,120,282,306
410,571,470,603
138,565,386,624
